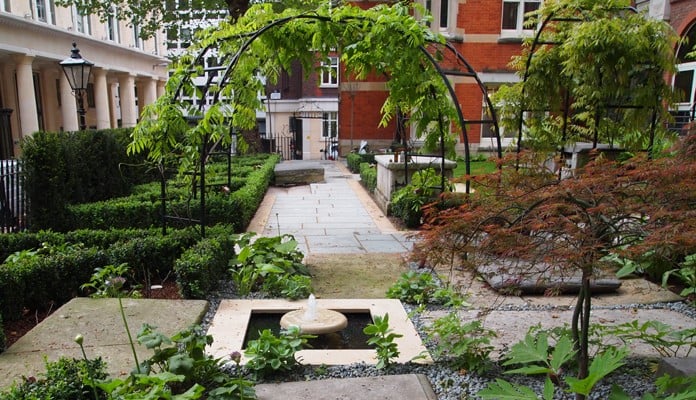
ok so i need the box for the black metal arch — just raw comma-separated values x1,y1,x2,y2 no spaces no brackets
515,6,661,170
161,9,505,234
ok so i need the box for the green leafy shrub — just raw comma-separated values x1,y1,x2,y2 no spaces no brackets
390,168,450,228
347,153,376,173
663,254,696,304
67,198,159,230
244,325,313,378
364,313,402,369
386,270,458,305
359,162,377,193
175,230,236,299
107,234,195,285
21,128,151,231
347,153,362,173
425,312,496,373
0,244,107,321
229,233,311,298
0,357,107,400
478,329,628,399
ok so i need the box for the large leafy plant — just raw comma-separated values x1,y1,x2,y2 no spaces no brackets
230,233,311,299
244,326,314,378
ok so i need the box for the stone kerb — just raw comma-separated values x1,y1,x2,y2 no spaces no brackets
373,155,456,213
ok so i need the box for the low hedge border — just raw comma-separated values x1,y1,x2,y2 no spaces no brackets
359,162,377,193
0,227,212,323
65,154,279,232
175,225,236,299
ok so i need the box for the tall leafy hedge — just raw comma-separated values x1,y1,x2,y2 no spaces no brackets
20,129,152,231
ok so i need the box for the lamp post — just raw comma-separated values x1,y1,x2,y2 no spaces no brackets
60,42,93,131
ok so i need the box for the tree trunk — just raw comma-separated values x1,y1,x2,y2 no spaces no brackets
572,270,592,400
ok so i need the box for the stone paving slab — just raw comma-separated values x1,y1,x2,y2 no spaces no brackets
255,374,437,400
420,307,696,359
0,298,208,389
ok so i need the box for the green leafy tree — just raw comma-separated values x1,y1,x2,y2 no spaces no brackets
129,2,459,177
495,0,678,153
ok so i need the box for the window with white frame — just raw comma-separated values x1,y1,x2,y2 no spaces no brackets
72,6,91,34
481,86,515,148
32,0,55,24
322,112,338,138
320,57,339,87
424,0,452,31
107,7,120,42
1,0,10,12
670,23,696,135
501,0,540,37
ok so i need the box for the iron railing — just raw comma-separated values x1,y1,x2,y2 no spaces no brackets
1,159,27,233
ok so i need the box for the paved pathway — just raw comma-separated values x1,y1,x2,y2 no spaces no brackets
248,160,414,254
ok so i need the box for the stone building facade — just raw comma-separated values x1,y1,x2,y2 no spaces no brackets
0,0,169,158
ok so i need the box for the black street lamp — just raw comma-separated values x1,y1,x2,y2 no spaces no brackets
60,42,93,131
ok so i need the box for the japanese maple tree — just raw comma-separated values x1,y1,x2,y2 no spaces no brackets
414,134,696,396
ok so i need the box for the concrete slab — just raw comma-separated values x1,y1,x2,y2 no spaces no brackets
274,161,324,186
255,374,437,400
0,298,208,389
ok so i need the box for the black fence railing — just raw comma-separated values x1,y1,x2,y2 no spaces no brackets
1,159,27,233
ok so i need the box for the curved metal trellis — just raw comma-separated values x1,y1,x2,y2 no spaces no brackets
163,10,505,234
515,6,661,172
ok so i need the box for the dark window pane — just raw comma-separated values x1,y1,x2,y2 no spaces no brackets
675,70,694,103
440,0,448,28
502,2,519,30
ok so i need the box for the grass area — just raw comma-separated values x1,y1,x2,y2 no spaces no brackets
452,160,497,178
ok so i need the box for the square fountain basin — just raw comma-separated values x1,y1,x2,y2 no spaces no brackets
206,299,432,366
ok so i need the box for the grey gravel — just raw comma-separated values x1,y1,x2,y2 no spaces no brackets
201,279,695,400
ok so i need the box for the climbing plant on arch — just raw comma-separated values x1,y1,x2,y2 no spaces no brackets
129,1,501,186
493,0,678,160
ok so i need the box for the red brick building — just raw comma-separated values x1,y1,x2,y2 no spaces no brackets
339,0,539,156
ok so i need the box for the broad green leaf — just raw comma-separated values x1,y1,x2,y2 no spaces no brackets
550,335,576,371
566,347,627,396
478,378,540,400
543,377,555,400
505,365,551,375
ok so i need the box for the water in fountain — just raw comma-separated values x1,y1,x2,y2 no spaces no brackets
303,293,317,321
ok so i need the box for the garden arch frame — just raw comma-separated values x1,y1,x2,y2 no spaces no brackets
515,6,664,170
159,8,503,235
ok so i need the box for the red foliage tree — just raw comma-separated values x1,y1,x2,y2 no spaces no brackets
414,135,696,389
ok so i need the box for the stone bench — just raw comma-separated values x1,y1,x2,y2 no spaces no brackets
274,161,325,186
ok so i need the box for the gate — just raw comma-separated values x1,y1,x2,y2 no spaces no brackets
1,159,27,233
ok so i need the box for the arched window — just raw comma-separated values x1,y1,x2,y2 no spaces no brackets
672,22,696,134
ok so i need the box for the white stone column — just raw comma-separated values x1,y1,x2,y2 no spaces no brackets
13,55,40,136
93,68,111,129
41,69,60,132
2,63,21,155
108,81,119,128
156,80,166,98
118,73,137,127
59,71,79,132
141,77,157,112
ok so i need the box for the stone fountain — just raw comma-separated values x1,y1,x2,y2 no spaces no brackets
279,294,348,334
